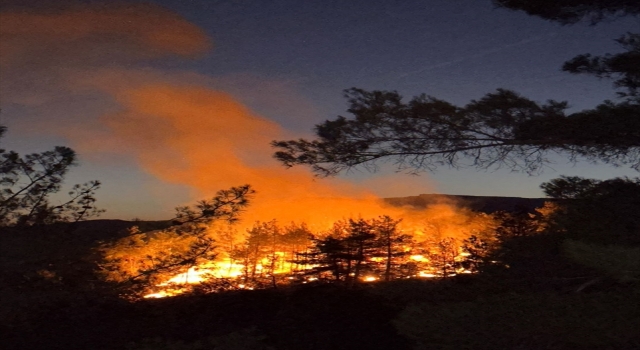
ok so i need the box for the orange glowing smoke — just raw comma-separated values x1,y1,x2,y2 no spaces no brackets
90,83,445,231
0,2,210,69
1,1,442,229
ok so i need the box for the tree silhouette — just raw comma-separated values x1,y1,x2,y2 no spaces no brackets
494,0,640,24
0,126,103,226
563,33,639,98
273,2,639,177
273,87,640,176
371,215,411,281
541,176,640,245
297,235,348,282
293,217,414,283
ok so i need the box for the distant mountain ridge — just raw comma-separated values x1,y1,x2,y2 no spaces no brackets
384,194,549,214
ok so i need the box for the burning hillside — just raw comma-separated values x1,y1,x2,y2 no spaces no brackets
81,84,506,299
99,185,499,299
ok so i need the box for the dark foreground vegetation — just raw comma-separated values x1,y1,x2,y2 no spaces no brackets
4,275,640,350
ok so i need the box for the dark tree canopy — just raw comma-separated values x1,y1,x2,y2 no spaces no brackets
172,184,254,226
494,0,640,24
273,1,639,177
563,32,640,99
540,176,640,245
273,88,640,176
498,1,640,99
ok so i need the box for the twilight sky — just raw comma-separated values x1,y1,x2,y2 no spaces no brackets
1,0,638,220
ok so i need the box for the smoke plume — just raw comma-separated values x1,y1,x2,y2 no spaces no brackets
0,1,486,239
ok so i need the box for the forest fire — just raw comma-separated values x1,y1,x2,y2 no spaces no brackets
117,206,496,299
87,84,499,299
139,244,477,299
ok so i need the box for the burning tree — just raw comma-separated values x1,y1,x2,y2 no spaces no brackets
426,237,459,278
99,185,254,297
298,235,348,282
234,220,282,288
343,218,378,284
371,215,411,281
281,222,314,272
459,235,492,273
227,220,315,289
295,216,415,284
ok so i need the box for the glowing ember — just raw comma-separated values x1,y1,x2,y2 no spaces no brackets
160,267,209,285
418,272,437,278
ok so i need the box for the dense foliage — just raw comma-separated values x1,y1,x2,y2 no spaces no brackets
541,176,640,245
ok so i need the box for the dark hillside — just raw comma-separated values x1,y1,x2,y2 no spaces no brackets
0,219,172,313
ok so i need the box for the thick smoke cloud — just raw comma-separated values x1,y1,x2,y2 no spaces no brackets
67,76,412,224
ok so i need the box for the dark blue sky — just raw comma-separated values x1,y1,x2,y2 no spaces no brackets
157,0,634,114
1,0,637,219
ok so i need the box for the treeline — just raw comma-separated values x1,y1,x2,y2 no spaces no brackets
99,193,559,298
98,175,640,299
